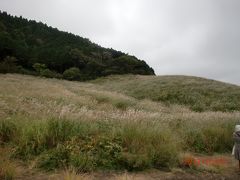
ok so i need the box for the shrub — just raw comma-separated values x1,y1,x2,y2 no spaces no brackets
192,102,206,112
38,144,70,171
32,63,47,73
33,63,61,78
63,67,81,80
40,69,56,78
70,153,95,172
93,136,123,169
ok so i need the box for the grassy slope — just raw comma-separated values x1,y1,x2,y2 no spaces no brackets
92,75,240,112
0,74,240,176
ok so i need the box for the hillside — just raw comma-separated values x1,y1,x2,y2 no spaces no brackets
0,74,240,179
92,75,240,112
0,11,154,80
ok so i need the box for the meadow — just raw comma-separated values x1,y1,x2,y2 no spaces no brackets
0,74,240,179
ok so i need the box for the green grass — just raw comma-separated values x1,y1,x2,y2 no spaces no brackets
92,75,240,112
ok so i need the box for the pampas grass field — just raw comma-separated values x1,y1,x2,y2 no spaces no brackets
0,74,240,178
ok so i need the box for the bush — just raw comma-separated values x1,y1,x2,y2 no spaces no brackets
37,135,122,171
38,144,70,171
40,69,56,78
93,136,123,169
63,67,81,80
33,63,62,78
70,153,95,172
32,63,47,73
192,102,206,112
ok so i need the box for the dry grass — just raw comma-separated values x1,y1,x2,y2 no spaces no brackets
0,148,16,180
61,169,93,180
0,74,240,173
1,74,239,122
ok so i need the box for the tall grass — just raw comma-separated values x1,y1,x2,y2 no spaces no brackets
0,116,238,172
180,121,235,153
0,118,179,171
0,74,240,173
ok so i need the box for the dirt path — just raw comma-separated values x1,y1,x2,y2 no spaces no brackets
13,155,240,180
14,169,240,180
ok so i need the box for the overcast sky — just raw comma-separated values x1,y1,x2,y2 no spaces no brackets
1,0,240,84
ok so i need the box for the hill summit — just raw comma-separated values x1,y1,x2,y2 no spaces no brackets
0,11,155,80
92,75,240,112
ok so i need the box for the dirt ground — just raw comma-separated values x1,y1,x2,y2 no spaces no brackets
13,155,240,180
14,169,240,180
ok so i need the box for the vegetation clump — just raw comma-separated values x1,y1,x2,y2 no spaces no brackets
63,67,81,80
0,118,179,171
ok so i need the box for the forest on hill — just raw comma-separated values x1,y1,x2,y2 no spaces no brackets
0,11,155,80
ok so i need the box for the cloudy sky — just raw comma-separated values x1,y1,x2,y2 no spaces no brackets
1,0,240,84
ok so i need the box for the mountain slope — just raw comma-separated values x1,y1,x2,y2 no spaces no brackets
0,73,239,175
92,75,240,112
0,11,154,80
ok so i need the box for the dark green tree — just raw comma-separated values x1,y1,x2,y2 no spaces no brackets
63,67,81,80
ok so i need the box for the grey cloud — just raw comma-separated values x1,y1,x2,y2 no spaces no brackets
1,0,240,84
